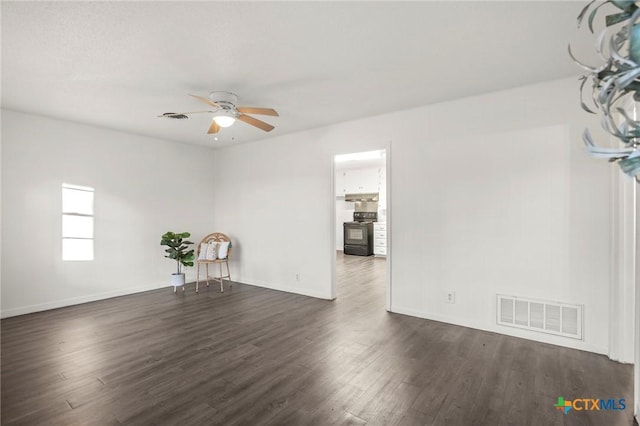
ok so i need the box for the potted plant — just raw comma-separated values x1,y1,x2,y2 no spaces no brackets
160,231,195,291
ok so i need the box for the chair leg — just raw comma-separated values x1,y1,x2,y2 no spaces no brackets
219,262,224,292
226,261,231,287
196,263,200,293
206,264,210,287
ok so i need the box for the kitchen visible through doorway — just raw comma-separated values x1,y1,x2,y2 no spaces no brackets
333,149,389,307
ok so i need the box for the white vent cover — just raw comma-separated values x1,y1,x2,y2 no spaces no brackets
497,294,582,340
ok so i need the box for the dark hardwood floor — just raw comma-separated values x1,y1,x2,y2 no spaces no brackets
1,253,633,425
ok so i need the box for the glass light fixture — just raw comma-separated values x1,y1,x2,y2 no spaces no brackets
571,1,640,180
213,110,236,128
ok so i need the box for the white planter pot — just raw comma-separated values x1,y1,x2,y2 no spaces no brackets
171,273,185,287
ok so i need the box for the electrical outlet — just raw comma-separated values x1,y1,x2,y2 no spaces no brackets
296,273,300,282
446,291,456,304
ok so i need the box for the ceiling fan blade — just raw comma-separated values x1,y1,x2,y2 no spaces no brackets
158,112,189,119
237,114,275,132
158,110,213,118
189,94,221,109
237,107,279,117
207,120,221,134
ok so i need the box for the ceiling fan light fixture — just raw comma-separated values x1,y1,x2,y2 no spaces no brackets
213,111,236,128
168,92,277,134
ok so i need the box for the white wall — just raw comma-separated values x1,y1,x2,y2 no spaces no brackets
211,135,333,299
212,77,618,356
0,111,3,314
1,110,216,317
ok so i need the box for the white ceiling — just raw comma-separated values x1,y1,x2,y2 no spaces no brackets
2,1,594,148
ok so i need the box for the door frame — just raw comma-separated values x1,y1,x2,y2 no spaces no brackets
329,142,392,311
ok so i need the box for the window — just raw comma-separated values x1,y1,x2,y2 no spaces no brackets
62,183,94,261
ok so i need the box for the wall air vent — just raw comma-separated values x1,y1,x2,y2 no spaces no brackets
497,294,583,340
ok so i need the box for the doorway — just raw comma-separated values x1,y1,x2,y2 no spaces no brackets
330,148,391,311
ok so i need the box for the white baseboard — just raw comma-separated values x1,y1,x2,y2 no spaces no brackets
240,277,333,300
0,279,186,319
390,304,609,357
0,273,331,319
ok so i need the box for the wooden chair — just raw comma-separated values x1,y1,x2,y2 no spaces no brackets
195,233,233,293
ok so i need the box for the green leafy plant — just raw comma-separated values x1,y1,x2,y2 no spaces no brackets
160,231,195,275
570,0,640,180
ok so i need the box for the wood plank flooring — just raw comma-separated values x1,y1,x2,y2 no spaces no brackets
1,252,633,425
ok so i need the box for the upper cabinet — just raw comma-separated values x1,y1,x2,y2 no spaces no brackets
336,167,384,196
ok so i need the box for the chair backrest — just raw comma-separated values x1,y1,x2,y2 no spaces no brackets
197,232,233,259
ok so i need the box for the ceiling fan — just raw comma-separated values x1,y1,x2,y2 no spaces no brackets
158,91,278,134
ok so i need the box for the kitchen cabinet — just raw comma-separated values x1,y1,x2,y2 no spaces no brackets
336,167,384,196
344,169,370,193
373,222,387,257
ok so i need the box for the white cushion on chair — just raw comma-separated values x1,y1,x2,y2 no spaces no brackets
197,243,209,260
205,242,218,260
217,241,230,259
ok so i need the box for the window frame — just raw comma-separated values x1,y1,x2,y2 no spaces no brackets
61,183,95,261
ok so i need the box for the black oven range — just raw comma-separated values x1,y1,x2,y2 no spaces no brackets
343,211,377,256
